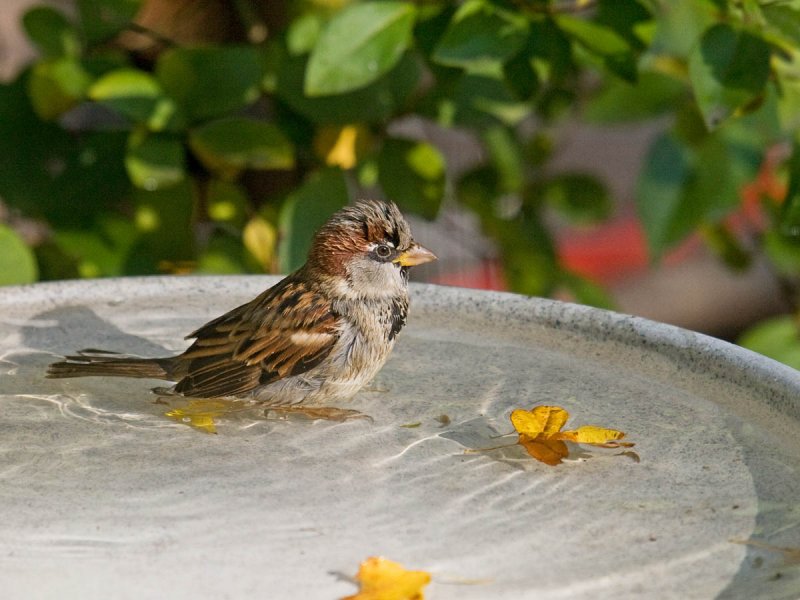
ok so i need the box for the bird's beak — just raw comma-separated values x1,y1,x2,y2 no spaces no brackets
393,244,437,267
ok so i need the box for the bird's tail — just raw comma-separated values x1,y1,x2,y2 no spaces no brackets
47,349,176,380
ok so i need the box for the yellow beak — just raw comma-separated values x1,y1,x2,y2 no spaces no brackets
393,244,437,267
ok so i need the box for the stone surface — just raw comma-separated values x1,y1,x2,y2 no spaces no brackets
0,276,798,599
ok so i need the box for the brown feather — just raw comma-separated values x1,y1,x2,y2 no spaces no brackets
169,272,341,398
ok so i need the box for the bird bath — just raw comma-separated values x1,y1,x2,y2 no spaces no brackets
1,276,798,599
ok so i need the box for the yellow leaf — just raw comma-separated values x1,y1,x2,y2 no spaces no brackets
164,399,248,434
510,405,569,438
518,437,569,466
243,215,277,270
314,125,370,169
342,556,431,600
556,425,628,445
509,404,635,465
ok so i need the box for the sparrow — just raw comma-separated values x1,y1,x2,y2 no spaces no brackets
47,200,436,409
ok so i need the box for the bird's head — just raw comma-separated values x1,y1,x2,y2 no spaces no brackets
306,199,437,297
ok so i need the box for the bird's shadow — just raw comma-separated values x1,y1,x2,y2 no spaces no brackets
0,305,174,398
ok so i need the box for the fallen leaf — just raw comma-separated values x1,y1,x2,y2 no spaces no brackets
164,399,249,433
510,405,635,466
342,556,431,600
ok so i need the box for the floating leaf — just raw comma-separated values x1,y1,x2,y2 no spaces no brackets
341,556,431,600
305,1,416,96
164,399,251,434
507,405,634,466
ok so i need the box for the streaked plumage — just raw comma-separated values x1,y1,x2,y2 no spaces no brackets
47,200,436,406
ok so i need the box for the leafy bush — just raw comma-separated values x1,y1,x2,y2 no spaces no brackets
2,0,800,362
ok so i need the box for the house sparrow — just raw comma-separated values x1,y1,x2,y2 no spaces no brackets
47,200,436,409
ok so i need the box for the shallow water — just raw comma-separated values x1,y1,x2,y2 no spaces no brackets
1,278,798,599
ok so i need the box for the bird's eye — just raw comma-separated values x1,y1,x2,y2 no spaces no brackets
374,244,392,259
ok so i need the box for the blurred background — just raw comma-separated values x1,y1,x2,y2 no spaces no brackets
1,0,800,367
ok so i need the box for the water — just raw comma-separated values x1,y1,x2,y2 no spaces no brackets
0,278,798,599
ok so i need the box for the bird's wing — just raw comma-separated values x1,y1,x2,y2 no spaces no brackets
174,275,340,398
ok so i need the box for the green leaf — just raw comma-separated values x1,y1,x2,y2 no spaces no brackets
699,223,750,271
156,45,264,122
739,315,800,371
54,217,137,278
636,133,692,259
432,0,528,71
527,18,574,84
0,76,130,228
0,225,38,285
556,14,637,80
539,173,613,225
377,139,445,219
584,72,686,123
688,23,772,129
560,272,615,309
207,179,250,227
287,13,323,56
502,49,539,101
764,229,800,276
277,51,420,124
595,0,653,51
682,132,759,223
556,15,631,55
26,57,92,120
762,4,800,45
278,169,349,272
89,68,181,130
449,73,531,127
780,140,800,238
456,166,499,222
77,0,141,44
197,232,248,274
189,117,295,179
498,214,559,297
125,180,195,274
305,1,416,96
648,0,716,59
23,6,81,58
483,126,523,193
125,130,185,190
